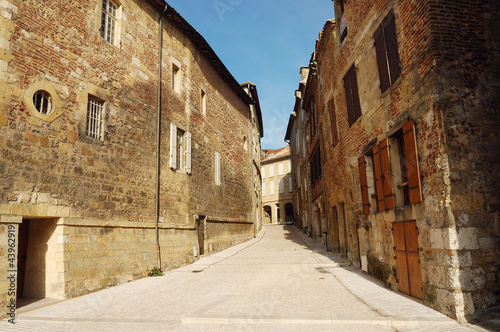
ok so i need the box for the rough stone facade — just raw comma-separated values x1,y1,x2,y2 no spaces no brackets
287,0,500,320
0,0,262,317
261,146,294,224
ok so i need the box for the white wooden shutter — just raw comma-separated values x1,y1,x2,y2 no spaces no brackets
289,177,293,192
279,179,285,193
297,167,301,188
296,129,300,154
215,151,221,186
185,132,192,174
170,123,177,169
270,181,275,195
262,182,266,196
261,166,265,178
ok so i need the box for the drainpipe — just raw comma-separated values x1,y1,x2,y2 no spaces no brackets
155,3,168,271
247,83,257,238
321,162,330,250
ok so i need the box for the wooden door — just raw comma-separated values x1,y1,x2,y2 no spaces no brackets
393,221,423,299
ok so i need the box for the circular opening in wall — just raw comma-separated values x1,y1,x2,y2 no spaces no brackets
33,90,53,115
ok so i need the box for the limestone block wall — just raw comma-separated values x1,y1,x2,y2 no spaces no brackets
0,0,256,317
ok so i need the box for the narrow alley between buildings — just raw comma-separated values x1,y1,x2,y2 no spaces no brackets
1,225,480,332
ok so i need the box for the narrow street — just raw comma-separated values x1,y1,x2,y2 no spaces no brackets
2,225,478,332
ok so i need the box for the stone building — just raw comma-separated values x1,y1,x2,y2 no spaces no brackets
286,0,499,320
0,0,262,314
261,146,294,224
241,82,264,236
285,67,313,233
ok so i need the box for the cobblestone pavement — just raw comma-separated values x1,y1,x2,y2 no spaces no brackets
1,225,489,331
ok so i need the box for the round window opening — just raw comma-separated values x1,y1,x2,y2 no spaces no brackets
33,90,53,115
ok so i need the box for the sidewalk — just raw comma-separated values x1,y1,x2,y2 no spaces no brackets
0,224,495,332
289,225,496,332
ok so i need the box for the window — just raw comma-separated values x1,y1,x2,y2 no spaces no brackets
214,151,221,186
176,129,184,170
328,98,339,147
101,0,117,44
392,120,422,205
279,162,284,175
337,1,348,43
296,129,300,154
310,148,322,186
297,166,301,188
358,120,422,215
33,90,52,115
343,65,362,126
201,90,207,115
279,179,285,194
269,164,274,177
309,99,317,137
172,64,180,93
374,10,401,93
262,182,266,196
261,166,265,178
86,97,104,140
270,180,275,195
289,177,293,193
169,123,191,174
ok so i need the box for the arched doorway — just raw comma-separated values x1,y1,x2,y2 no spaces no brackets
285,203,294,224
263,205,272,224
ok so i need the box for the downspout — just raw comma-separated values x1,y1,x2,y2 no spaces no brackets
247,83,257,238
155,3,168,270
320,159,330,250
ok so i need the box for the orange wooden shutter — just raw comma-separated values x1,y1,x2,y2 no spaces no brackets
358,157,370,215
403,120,422,204
372,144,385,212
379,138,395,210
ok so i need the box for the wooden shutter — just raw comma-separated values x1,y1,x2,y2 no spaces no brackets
384,10,401,84
185,132,192,174
329,99,339,146
379,138,395,210
169,123,177,169
358,157,370,215
402,120,422,204
372,144,385,212
374,24,390,92
344,67,355,126
350,67,362,122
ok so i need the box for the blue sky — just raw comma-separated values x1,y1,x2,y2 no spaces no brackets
167,1,335,149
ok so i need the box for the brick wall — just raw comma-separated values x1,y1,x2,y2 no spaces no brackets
293,0,500,320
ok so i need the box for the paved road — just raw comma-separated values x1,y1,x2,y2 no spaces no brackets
1,225,481,331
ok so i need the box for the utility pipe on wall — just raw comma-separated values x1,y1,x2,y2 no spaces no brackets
155,3,168,271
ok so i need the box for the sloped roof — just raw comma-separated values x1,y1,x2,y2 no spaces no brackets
262,146,291,163
149,0,253,105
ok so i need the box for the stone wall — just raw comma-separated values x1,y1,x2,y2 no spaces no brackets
0,0,256,317
291,0,500,320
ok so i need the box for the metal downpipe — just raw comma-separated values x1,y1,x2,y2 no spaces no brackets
155,4,168,270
